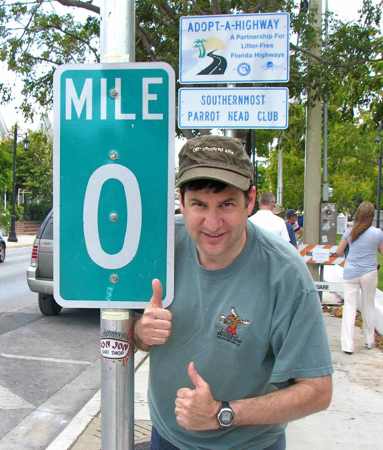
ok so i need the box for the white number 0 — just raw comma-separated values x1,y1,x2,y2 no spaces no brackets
83,164,142,269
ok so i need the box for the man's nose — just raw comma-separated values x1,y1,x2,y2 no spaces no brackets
203,208,222,230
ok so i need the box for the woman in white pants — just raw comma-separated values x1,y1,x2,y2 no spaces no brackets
336,202,383,354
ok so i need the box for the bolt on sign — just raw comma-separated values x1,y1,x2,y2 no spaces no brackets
53,63,175,309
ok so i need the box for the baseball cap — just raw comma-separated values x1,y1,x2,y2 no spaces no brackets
286,209,297,218
176,135,253,191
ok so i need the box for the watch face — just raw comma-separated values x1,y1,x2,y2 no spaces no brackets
220,410,233,424
218,407,234,427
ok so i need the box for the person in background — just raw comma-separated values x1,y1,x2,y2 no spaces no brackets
248,192,290,242
134,135,333,450
285,209,298,248
335,201,383,354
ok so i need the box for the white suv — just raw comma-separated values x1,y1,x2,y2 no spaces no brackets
26,210,62,315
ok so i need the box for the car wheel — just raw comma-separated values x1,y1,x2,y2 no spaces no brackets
38,293,62,316
0,244,5,263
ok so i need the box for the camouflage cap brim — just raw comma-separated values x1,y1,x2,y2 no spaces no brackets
176,166,251,191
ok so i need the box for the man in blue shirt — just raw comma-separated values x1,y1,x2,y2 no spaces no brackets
134,136,332,450
286,209,298,248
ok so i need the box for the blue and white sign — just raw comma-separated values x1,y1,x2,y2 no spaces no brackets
178,87,289,129
53,63,175,309
179,12,289,84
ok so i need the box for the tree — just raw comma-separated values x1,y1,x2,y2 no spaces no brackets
16,130,53,219
0,138,12,196
267,102,306,209
0,0,100,117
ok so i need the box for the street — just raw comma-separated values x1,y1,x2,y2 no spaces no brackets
0,246,100,449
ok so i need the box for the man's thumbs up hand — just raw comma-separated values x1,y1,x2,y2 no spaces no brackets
175,362,220,431
134,279,172,349
150,279,163,308
188,361,208,390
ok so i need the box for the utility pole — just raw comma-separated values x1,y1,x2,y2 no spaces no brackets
303,0,322,248
8,124,18,242
277,144,283,206
322,0,329,202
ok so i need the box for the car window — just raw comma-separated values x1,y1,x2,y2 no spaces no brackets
41,217,53,240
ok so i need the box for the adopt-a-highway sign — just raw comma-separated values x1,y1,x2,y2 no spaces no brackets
178,87,288,129
53,63,175,309
179,12,289,84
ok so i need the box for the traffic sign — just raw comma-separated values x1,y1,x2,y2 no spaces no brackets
178,87,288,129
53,63,175,309
179,12,289,84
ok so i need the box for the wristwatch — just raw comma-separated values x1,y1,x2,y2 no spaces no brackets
217,401,235,428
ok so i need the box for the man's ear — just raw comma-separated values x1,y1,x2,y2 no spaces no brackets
247,186,256,215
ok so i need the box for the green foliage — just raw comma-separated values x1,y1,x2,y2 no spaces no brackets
0,128,52,221
16,130,53,218
268,103,305,209
328,113,378,212
23,200,51,221
0,138,12,193
0,207,10,233
0,1,100,117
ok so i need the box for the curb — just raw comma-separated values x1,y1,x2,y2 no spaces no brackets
46,392,100,450
6,243,34,249
5,235,35,249
49,352,149,450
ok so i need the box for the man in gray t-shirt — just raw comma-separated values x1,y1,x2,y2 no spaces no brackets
134,135,333,450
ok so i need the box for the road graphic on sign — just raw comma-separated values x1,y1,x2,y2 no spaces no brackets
198,51,227,75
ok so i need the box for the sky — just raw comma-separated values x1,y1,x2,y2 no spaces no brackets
0,0,380,136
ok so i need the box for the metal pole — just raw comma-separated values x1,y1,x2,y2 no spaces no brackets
322,0,329,202
100,2,136,449
255,160,259,194
277,145,283,206
225,84,235,137
251,130,256,185
8,124,18,242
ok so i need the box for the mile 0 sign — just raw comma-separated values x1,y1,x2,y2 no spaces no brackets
53,63,175,309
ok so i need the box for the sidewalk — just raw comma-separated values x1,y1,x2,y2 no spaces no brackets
66,286,383,449
4,234,35,248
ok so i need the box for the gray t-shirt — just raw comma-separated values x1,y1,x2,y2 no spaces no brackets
149,219,333,450
342,226,383,280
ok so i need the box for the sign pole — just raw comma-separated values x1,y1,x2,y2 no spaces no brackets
225,83,235,138
100,1,135,449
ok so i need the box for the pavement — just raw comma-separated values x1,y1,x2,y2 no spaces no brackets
6,236,383,449
3,233,36,249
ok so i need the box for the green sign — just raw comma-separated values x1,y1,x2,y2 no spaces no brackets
53,63,175,308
